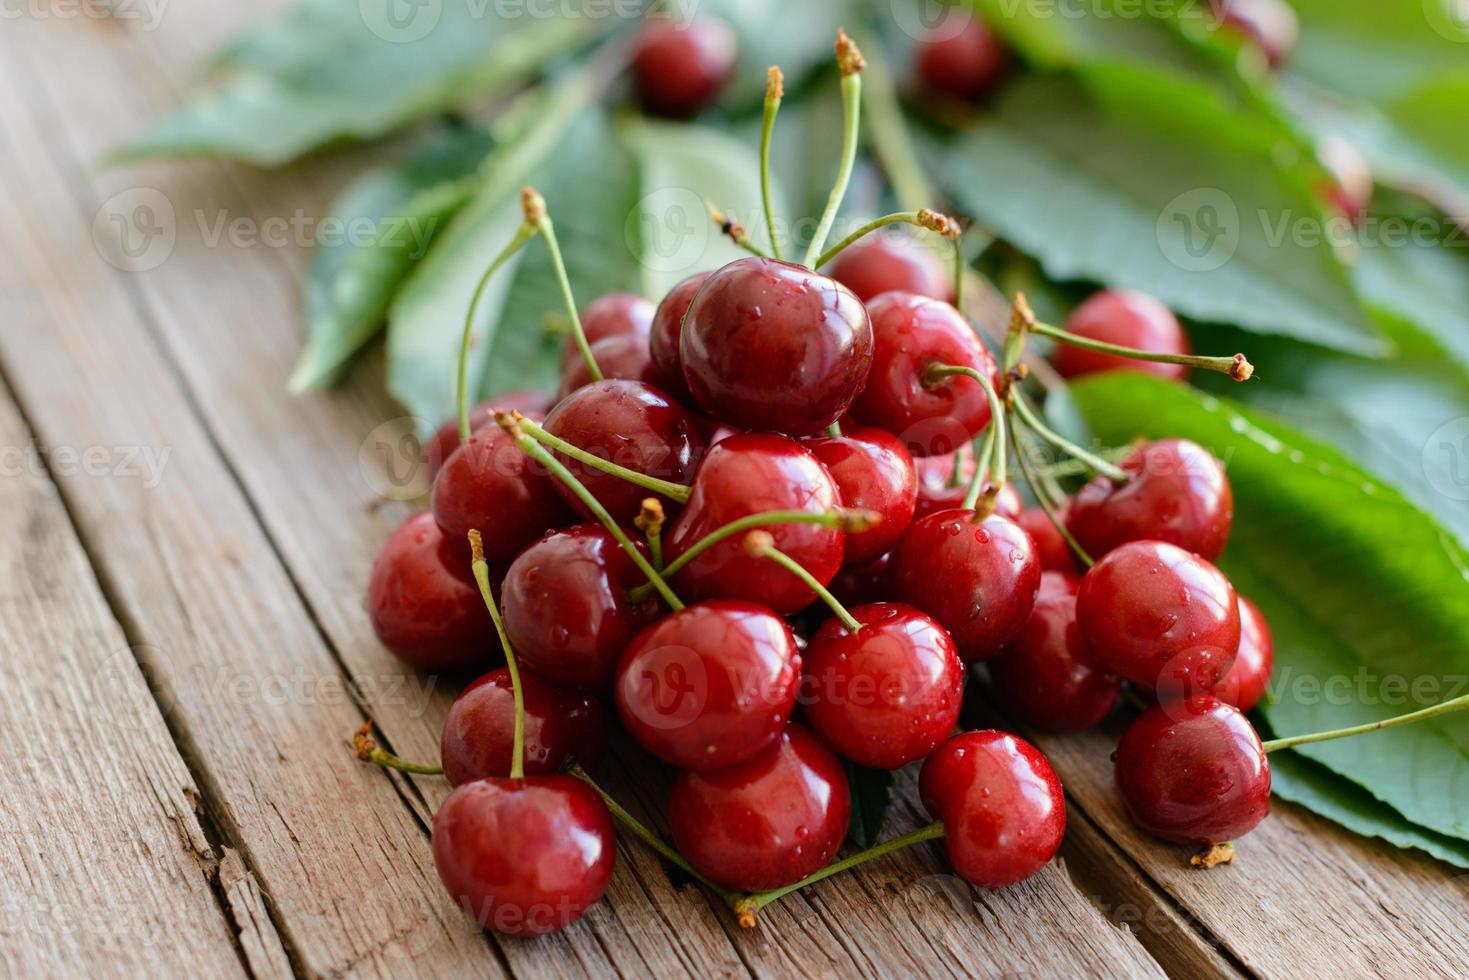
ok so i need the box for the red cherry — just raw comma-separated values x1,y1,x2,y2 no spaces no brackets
802,603,964,769
648,270,711,401
913,448,1021,521
561,293,654,368
828,551,896,607
432,425,573,564
366,512,499,671
423,392,553,480
664,434,845,614
681,258,873,436
502,526,662,691
1317,136,1372,226
433,776,615,936
1210,0,1298,68
632,15,737,118
669,725,851,893
848,291,997,458
1114,696,1271,845
806,427,918,565
1067,439,1233,562
988,572,1121,732
1053,290,1191,382
893,510,1041,662
826,232,951,304
1213,596,1274,712
542,380,704,525
616,600,800,771
440,667,605,785
918,731,1065,889
559,333,663,399
915,16,1009,103
1076,540,1240,699
1017,505,1077,574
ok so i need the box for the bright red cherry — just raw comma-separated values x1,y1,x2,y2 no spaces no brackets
1076,540,1240,699
441,667,605,785
616,600,800,771
893,510,1041,662
366,512,499,671
559,333,663,398
1053,290,1191,382
913,447,1021,521
802,603,964,769
1017,505,1077,574
561,293,655,368
1067,439,1233,562
433,776,615,936
828,551,896,607
648,270,711,401
542,380,704,525
915,16,1009,103
681,258,873,436
423,391,554,480
669,725,851,893
1213,596,1274,712
826,232,951,303
1114,696,1271,846
988,572,1120,732
431,424,573,564
919,731,1065,889
664,434,845,614
848,291,997,458
502,526,662,691
632,15,738,118
1210,0,1298,68
806,428,918,565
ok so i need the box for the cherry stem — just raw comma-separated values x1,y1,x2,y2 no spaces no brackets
922,364,1007,508
1011,392,1130,484
1003,293,1035,375
1262,693,1469,754
528,191,602,385
469,529,525,780
952,236,964,311
1010,417,1094,568
732,821,946,927
709,203,769,259
515,414,693,503
1027,320,1254,382
497,413,685,611
353,723,444,775
457,222,539,442
802,30,865,268
857,33,932,213
813,209,959,271
635,498,666,570
760,66,785,261
744,531,861,633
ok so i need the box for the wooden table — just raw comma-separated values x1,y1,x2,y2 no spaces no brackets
1,5,1465,978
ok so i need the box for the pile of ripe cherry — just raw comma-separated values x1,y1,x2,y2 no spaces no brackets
353,20,1446,939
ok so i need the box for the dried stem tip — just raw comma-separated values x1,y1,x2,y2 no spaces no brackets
708,202,748,244
917,208,961,239
521,186,546,224
766,66,784,101
743,529,777,557
1009,291,1037,336
835,28,866,77
468,529,486,565
1229,354,1254,382
838,509,883,533
353,722,376,762
1191,842,1236,869
635,498,666,536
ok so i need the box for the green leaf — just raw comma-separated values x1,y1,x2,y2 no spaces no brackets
291,126,495,391
1285,0,1469,104
844,761,896,849
940,65,1383,355
1069,373,1469,844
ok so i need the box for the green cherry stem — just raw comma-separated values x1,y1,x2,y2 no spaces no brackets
515,413,693,503
1009,416,1094,569
1262,693,1469,754
921,364,1007,510
456,220,539,441
709,204,770,259
527,189,602,385
760,66,785,261
353,724,444,775
813,209,961,270
803,30,866,268
743,531,860,633
470,529,526,779
1026,319,1254,382
1011,392,1130,484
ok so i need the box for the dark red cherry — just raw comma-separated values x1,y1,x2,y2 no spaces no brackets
918,730,1065,889
559,333,663,398
893,510,1041,662
441,667,605,785
826,231,951,303
1210,0,1297,68
1076,540,1240,699
915,16,1008,103
502,526,662,691
561,293,655,368
632,15,737,118
616,600,800,771
542,379,704,525
1068,439,1233,562
913,447,1021,521
432,425,573,564
828,551,896,607
669,725,851,893
648,270,711,402
1317,136,1372,226
366,513,500,672
806,427,918,565
802,603,964,769
848,291,997,458
681,258,873,436
1114,696,1271,846
664,434,845,614
433,776,615,936
1053,290,1191,382
1213,596,1273,712
988,572,1121,732
1017,505,1077,574
424,392,554,480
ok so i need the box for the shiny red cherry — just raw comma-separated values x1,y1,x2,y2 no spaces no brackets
681,258,873,436
561,293,655,368
826,232,951,303
441,667,605,785
559,333,663,398
616,600,800,771
433,776,615,936
664,434,845,614
669,725,851,893
915,16,1008,103
913,448,1021,521
893,510,1041,662
1213,596,1274,712
1210,0,1297,68
1017,505,1077,574
431,425,573,564
1076,540,1240,699
1067,439,1233,562
802,603,964,769
648,270,711,401
919,730,1065,889
1053,290,1191,382
423,392,554,480
366,512,499,671
1114,696,1271,846
502,526,662,691
542,379,704,525
988,572,1120,732
806,427,918,565
828,551,896,607
632,15,738,118
848,291,997,458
